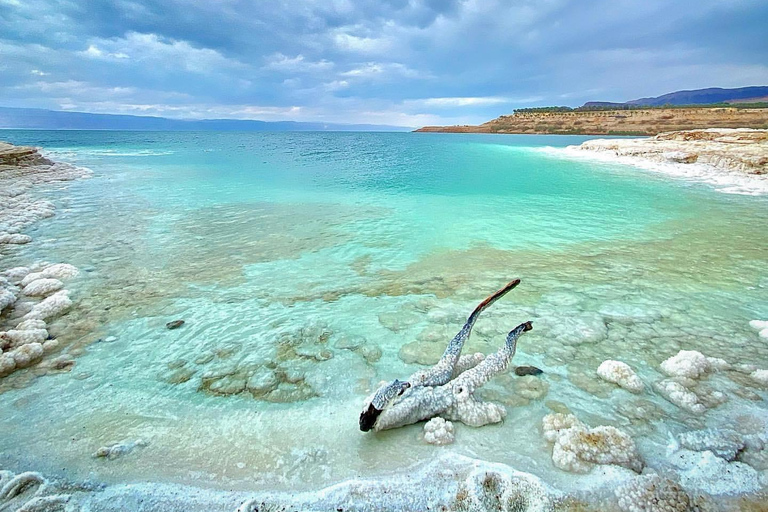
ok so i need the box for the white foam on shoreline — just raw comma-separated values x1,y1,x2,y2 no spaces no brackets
537,145,768,197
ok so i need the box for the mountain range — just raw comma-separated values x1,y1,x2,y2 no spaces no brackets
0,107,407,132
583,86,768,108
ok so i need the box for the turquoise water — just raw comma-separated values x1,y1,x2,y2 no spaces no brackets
1,131,767,494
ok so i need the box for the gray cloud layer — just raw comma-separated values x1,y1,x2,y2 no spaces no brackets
1,0,766,126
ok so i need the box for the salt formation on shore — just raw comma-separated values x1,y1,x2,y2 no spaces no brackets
422,417,455,445
0,142,89,383
561,128,768,194
542,413,643,474
596,360,644,393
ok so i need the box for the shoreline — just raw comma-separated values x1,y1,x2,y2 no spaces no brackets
544,128,768,196
2,139,768,511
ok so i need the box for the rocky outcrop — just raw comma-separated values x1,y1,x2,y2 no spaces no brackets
415,107,768,135
576,129,768,175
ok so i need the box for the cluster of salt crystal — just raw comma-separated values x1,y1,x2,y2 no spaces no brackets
422,417,455,445
653,350,730,414
614,474,695,512
596,360,644,393
542,413,643,474
0,263,78,378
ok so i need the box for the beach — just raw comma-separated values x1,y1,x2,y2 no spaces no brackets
1,132,768,511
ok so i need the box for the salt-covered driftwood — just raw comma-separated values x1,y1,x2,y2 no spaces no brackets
359,279,533,431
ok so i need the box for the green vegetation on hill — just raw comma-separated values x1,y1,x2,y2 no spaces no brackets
514,103,768,114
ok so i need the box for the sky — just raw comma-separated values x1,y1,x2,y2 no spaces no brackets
1,0,767,127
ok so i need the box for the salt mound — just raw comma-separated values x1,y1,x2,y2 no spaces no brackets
23,290,72,321
659,350,728,379
615,474,693,512
542,413,643,473
40,263,79,280
677,429,745,461
597,360,644,393
423,417,455,445
22,278,63,297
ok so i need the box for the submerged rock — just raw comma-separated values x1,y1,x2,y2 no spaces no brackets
514,365,543,376
165,319,185,330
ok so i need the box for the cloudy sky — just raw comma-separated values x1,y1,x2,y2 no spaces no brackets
2,0,767,127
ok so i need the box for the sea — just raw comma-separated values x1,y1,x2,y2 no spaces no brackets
0,130,767,497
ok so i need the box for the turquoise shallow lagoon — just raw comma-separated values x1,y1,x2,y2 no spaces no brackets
1,131,767,499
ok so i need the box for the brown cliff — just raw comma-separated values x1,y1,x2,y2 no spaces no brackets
416,107,768,136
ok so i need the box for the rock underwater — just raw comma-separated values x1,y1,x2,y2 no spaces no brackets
360,279,534,432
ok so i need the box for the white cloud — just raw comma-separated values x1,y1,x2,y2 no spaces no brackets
412,96,544,107
263,53,333,72
341,62,423,80
333,32,392,54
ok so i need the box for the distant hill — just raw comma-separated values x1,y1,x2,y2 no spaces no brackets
583,86,768,108
0,107,408,132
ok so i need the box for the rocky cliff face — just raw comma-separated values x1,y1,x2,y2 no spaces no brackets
416,107,768,136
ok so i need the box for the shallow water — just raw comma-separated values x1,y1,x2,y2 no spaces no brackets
0,130,767,495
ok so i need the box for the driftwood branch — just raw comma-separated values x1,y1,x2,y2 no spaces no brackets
360,279,532,432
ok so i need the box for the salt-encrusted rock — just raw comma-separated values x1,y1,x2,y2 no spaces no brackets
11,342,44,368
19,272,43,287
0,233,32,244
660,350,718,379
542,412,584,443
677,428,745,461
0,289,16,312
542,413,643,474
23,290,72,320
14,319,46,331
759,329,768,340
1,266,29,284
93,439,148,460
671,449,763,495
0,328,48,347
597,360,644,393
615,474,692,512
749,369,768,386
653,379,706,414
0,354,17,376
423,417,455,445
749,320,768,331
40,263,79,280
663,151,698,164
22,278,63,297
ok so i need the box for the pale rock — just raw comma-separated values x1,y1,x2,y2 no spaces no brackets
11,342,44,367
543,413,643,474
748,320,768,331
23,290,72,320
1,328,48,347
40,263,79,280
749,369,768,386
20,272,43,287
15,319,46,331
597,360,644,393
1,266,29,284
654,379,706,414
22,278,63,297
423,417,455,445
0,288,16,312
660,350,713,379
0,233,32,244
